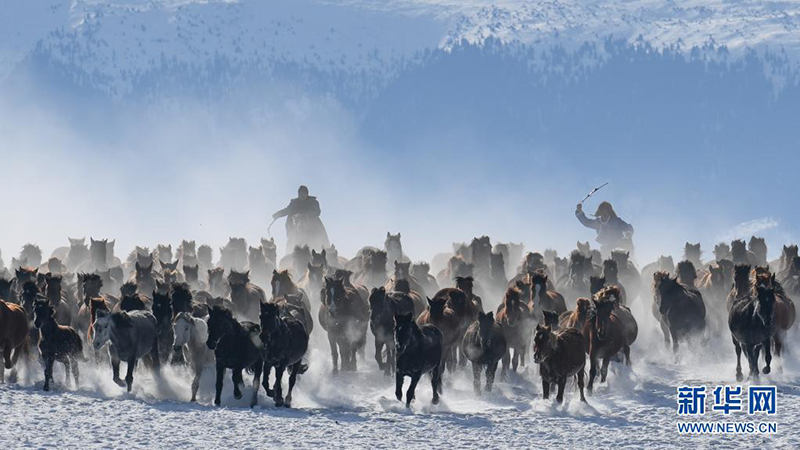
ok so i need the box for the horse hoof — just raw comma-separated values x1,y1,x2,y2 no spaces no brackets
234,392,242,400
763,366,771,375
735,373,743,382
113,378,126,388
432,397,439,405
275,400,284,407
266,389,275,397
282,402,291,408
43,385,50,392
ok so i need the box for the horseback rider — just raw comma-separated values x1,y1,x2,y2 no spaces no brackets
575,201,634,258
273,185,330,252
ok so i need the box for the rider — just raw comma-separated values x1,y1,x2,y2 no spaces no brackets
575,201,634,258
273,185,330,252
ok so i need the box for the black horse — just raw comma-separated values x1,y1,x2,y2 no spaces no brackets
205,306,264,407
34,300,83,391
394,312,443,408
368,287,414,375
729,281,776,381
259,302,309,408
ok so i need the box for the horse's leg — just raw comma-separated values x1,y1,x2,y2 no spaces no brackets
405,373,421,408
388,344,396,375
250,360,262,408
395,371,404,402
472,362,481,396
112,355,125,387
214,363,225,406
520,346,527,368
600,356,610,383
512,348,520,372
431,363,441,405
62,359,71,388
587,355,597,393
329,335,339,373
577,368,587,402
190,359,202,402
500,349,510,380
125,357,136,392
232,369,244,399
733,338,743,382
623,345,631,367
2,346,12,369
762,339,772,375
745,344,758,381
659,319,670,348
374,339,385,372
273,365,286,407
486,361,498,392
556,377,567,403
71,356,80,387
541,375,550,400
43,356,54,391
262,363,274,398
350,342,358,372
286,363,300,407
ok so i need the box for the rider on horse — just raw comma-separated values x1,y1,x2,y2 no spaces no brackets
273,185,330,252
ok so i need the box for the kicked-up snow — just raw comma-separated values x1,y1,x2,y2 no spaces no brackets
1,299,797,449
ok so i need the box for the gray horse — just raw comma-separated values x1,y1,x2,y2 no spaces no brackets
173,312,213,402
92,309,160,392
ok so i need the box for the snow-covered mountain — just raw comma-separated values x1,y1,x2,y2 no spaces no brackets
3,0,800,96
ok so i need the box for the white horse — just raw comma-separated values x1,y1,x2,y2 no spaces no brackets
92,309,160,392
173,312,213,402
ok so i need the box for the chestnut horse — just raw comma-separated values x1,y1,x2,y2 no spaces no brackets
0,299,29,383
533,324,586,403
583,287,633,391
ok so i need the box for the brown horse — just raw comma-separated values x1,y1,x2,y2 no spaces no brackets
462,311,507,395
527,271,567,321
271,269,310,312
385,261,426,299
755,271,796,362
559,298,593,330
228,270,267,322
44,273,73,326
652,271,705,353
389,278,426,318
496,287,533,376
34,300,83,390
533,324,586,403
455,276,484,313
319,276,369,372
0,299,29,383
416,296,461,371
583,286,634,391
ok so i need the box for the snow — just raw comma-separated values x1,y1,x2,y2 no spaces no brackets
2,299,798,448
3,1,800,94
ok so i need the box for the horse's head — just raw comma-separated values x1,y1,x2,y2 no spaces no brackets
490,252,505,273
393,278,411,295
532,324,555,363
172,312,194,350
569,251,586,278
15,266,38,285
501,288,523,327
172,283,192,310
611,250,629,268
206,306,234,350
271,269,292,297
411,263,430,279
227,269,251,289
333,269,353,286
749,237,767,259
426,296,447,317
576,298,592,321
184,265,199,283
33,299,53,329
591,294,615,341
89,238,108,262
259,302,281,336
676,260,697,285
369,287,387,315
603,259,619,282
152,291,173,324
323,276,347,316
306,263,324,285
198,245,213,265
714,242,731,261
477,311,495,347
576,241,591,257
157,245,173,262
783,245,799,262
733,264,752,290
754,281,776,325
393,311,415,353
366,251,388,272
135,260,153,281
684,242,702,262
181,240,196,255
454,276,474,294
589,276,606,296
385,232,402,253
708,264,724,285
657,255,675,272
394,261,411,279
44,272,62,295
310,249,327,268
161,258,179,273
91,309,118,351
69,237,86,249
208,267,225,289
261,238,277,260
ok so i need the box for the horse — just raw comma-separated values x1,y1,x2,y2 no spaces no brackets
676,260,698,289
775,245,798,279
728,281,777,381
247,245,273,288
171,282,206,318
652,272,705,353
527,271,567,321
259,302,309,408
92,308,160,392
454,276,484,314
0,298,29,383
275,293,314,335
583,287,635,391
64,237,89,272
132,261,157,296
394,312,443,407
731,240,758,266
533,324,586,403
172,312,213,402
183,265,207,291
319,276,369,372
683,242,703,268
355,249,388,289
389,278,426,318
411,262,439,297
34,300,83,391
206,305,263,406
462,311,507,395
558,251,592,303
755,272,796,363
496,287,533,376
228,270,267,322
272,269,311,313
748,237,768,267
416,296,461,372
331,269,370,307
610,250,641,302
369,287,414,375
207,267,229,298
727,264,753,311
149,290,174,360
384,261,426,299
117,282,148,312
298,263,324,307
641,255,675,286
44,273,73,326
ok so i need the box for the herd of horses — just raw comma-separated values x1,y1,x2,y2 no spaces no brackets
0,234,796,407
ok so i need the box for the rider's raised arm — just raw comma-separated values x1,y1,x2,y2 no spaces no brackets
272,204,291,219
575,209,599,230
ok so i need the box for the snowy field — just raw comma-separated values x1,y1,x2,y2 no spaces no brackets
1,299,798,449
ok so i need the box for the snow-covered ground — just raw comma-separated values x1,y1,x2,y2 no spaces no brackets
1,300,798,449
